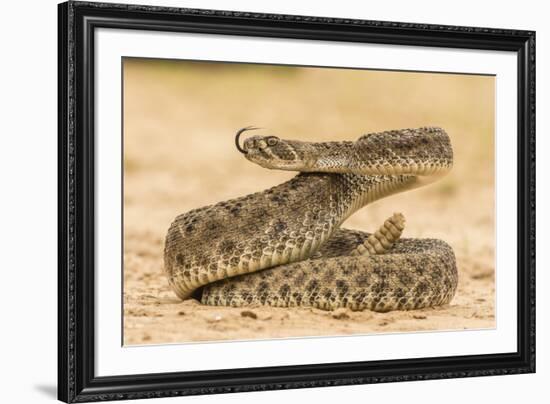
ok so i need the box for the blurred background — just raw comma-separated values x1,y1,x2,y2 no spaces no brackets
123,58,495,344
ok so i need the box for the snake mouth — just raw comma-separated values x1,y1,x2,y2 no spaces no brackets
235,126,261,154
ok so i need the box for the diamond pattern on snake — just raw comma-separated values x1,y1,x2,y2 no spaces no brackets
164,127,457,312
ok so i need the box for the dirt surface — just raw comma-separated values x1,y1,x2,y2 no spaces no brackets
122,58,495,345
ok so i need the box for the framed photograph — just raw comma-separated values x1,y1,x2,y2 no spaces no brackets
58,1,535,402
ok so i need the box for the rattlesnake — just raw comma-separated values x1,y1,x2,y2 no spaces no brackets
164,127,457,312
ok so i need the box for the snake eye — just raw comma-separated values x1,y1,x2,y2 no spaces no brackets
266,136,279,146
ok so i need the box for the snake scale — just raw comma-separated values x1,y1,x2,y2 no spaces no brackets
164,127,458,312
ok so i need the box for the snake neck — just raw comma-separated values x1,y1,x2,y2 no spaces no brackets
327,173,420,224
288,172,420,228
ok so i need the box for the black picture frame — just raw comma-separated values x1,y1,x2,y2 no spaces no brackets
57,1,536,402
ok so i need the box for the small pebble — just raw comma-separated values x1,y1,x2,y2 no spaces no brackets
177,311,185,316
207,314,223,323
241,310,258,319
413,314,427,320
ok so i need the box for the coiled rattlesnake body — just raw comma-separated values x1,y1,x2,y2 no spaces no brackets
164,127,457,312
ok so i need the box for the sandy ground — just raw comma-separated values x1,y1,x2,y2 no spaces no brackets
122,58,495,345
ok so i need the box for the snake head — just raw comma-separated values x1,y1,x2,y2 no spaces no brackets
235,127,316,171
